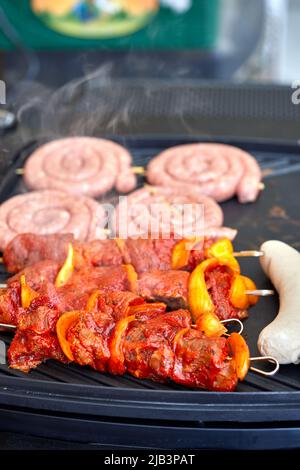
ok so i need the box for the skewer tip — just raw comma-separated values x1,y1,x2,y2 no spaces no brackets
0,322,16,330
245,289,275,297
250,356,279,376
133,166,146,175
233,250,264,258
221,318,244,335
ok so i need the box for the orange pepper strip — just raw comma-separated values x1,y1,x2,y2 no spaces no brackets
188,258,228,337
229,275,258,309
56,311,81,361
109,315,136,375
229,275,249,309
171,237,204,270
20,274,39,309
227,332,250,380
86,290,102,312
55,243,74,288
241,275,259,306
123,264,138,293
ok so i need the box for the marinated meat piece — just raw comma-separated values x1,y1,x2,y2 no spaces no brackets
124,237,176,273
0,284,20,325
89,290,145,321
74,239,123,269
137,270,189,310
4,233,74,273
173,328,238,391
205,266,248,320
8,329,67,372
67,310,114,371
64,265,131,296
124,309,191,381
7,260,60,290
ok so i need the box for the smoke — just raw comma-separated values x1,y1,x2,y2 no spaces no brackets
10,50,213,146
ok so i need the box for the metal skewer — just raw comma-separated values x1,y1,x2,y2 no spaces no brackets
0,281,275,297
133,166,146,175
17,167,147,177
0,323,16,330
249,356,279,376
1,251,265,265
245,289,275,296
233,250,264,257
221,318,244,335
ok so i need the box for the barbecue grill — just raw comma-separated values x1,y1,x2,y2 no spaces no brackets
0,136,300,450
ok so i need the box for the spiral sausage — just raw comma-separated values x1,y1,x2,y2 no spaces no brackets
147,143,262,203
0,190,107,251
113,185,237,239
24,137,137,197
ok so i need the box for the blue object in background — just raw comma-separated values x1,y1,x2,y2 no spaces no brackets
72,1,98,22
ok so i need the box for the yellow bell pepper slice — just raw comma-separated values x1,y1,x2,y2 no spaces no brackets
55,243,74,288
229,275,258,309
227,332,250,380
20,274,39,309
188,258,227,337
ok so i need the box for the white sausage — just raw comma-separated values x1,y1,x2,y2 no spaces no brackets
258,240,300,364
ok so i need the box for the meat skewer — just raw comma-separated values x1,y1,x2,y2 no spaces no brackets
233,250,264,257
0,322,16,330
2,288,278,390
0,244,272,339
0,317,245,334
2,233,266,275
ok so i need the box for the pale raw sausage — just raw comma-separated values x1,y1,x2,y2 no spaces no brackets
0,190,107,251
258,240,300,364
24,137,137,197
147,143,262,203
113,185,236,239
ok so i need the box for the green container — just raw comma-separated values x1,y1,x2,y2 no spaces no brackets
0,0,219,50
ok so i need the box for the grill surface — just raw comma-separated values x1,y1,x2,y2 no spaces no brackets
0,136,300,442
